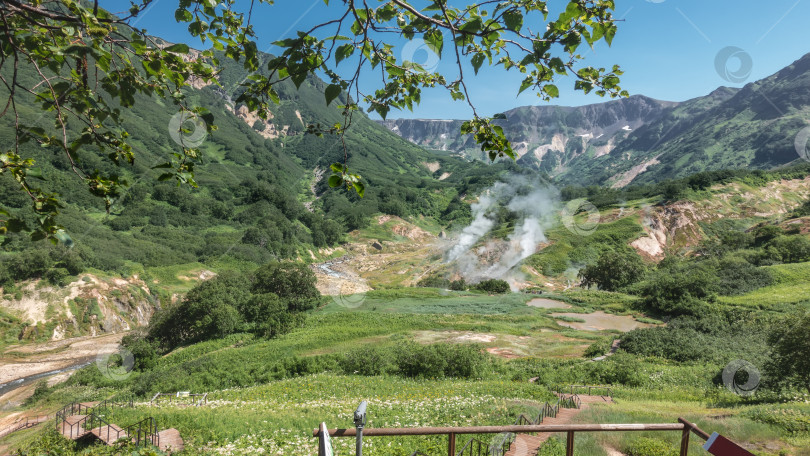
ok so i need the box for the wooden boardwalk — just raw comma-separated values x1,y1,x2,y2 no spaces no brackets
58,415,90,440
87,423,127,445
54,401,183,453
157,428,185,452
505,395,614,456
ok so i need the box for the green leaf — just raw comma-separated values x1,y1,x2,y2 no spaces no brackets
164,43,190,54
423,30,443,57
503,10,523,32
335,44,354,64
352,181,365,197
543,84,559,98
330,162,346,173
174,8,193,22
6,218,28,233
328,175,343,188
471,53,485,75
27,167,45,180
460,18,483,34
324,84,341,106
518,78,533,95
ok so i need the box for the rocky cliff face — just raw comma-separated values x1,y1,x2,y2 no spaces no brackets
377,95,678,173
377,118,470,153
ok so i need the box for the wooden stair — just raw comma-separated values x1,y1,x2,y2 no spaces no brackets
55,401,184,453
504,395,614,456
58,415,90,440
87,423,128,445
157,428,185,452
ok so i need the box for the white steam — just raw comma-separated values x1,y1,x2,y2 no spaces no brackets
446,176,559,289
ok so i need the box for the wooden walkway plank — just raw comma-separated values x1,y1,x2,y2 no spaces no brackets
505,394,615,456
87,424,128,445
157,428,185,453
59,415,89,440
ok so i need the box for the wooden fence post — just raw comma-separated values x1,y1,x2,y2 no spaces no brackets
566,431,575,456
680,426,690,456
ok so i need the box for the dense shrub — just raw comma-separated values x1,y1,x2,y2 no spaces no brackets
634,258,716,316
417,275,451,289
44,267,71,286
449,279,467,291
340,346,396,376
621,312,771,364
579,249,646,291
580,353,646,387
765,312,810,394
339,342,489,379
714,256,773,295
794,199,810,217
145,263,320,350
474,279,510,294
253,262,321,312
583,338,614,358
121,333,160,371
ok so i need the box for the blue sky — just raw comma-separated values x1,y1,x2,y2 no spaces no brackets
104,0,810,120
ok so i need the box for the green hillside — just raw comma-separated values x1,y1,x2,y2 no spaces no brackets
0,47,514,283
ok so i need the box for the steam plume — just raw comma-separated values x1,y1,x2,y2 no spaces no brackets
446,176,559,289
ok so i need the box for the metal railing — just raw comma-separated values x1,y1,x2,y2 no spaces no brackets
316,417,715,456
54,399,159,448
455,437,493,456
123,417,160,447
445,391,584,456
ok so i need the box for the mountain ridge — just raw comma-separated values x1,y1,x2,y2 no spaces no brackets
377,52,810,187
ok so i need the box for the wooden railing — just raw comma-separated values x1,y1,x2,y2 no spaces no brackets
316,418,715,456
555,384,613,398
0,415,49,438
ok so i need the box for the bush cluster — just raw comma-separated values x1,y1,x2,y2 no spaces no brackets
138,262,321,351
474,279,510,294
339,342,489,379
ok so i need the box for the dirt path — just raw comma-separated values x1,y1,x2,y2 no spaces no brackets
592,339,621,361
